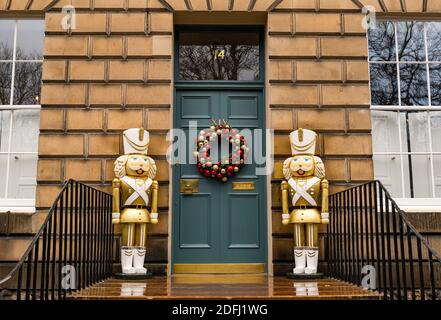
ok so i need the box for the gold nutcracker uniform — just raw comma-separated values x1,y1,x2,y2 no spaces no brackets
112,128,159,275
281,129,329,275
281,170,329,247
113,177,159,247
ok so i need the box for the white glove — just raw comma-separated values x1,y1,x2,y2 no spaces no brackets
150,212,158,220
321,212,329,220
282,214,290,220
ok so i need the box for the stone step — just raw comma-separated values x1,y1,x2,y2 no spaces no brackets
70,275,381,300
0,262,166,291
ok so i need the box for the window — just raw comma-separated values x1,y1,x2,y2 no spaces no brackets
0,19,44,212
368,20,441,203
178,30,261,81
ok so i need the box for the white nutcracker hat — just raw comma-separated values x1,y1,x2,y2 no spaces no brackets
123,128,149,155
289,128,317,155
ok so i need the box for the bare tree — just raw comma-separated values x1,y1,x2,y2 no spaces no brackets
179,44,259,80
0,44,42,105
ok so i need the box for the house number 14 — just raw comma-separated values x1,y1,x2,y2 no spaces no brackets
214,49,226,60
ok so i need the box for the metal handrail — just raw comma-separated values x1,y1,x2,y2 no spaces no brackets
0,180,114,300
327,180,441,300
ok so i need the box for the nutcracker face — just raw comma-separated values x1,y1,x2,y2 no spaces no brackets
125,154,151,177
289,155,315,177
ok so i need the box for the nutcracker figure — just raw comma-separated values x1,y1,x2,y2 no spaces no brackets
112,128,159,275
281,129,329,275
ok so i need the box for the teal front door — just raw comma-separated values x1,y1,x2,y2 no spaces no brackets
172,89,267,267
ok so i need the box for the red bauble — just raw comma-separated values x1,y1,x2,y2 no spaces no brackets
227,172,232,177
216,173,223,179
227,166,233,172
204,170,211,177
197,163,202,168
199,168,204,173
211,170,217,175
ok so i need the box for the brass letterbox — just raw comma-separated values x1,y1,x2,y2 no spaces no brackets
180,179,199,195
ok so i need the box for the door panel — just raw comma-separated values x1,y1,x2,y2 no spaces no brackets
227,95,259,120
180,94,213,119
179,194,213,248
227,193,260,248
173,90,267,266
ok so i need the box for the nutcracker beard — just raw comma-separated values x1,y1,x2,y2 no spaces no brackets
121,223,148,275
293,223,319,275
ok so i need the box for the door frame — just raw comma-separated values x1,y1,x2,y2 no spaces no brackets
170,25,268,273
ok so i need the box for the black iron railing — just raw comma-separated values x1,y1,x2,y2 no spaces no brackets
0,180,114,300
327,180,441,300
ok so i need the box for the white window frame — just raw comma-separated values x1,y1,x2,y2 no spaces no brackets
368,19,441,212
0,19,43,213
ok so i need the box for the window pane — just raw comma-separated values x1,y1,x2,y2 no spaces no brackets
368,21,396,61
429,64,441,105
16,20,44,60
408,155,432,198
373,155,404,198
0,62,12,105
371,110,401,152
7,154,37,199
401,112,430,153
179,31,260,80
0,20,15,60
431,111,441,152
0,111,11,152
369,63,398,105
426,22,441,62
11,109,40,152
434,156,441,197
399,64,428,106
0,155,7,197
396,21,426,61
13,62,42,105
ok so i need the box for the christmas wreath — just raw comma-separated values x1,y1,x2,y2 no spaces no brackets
194,120,249,182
